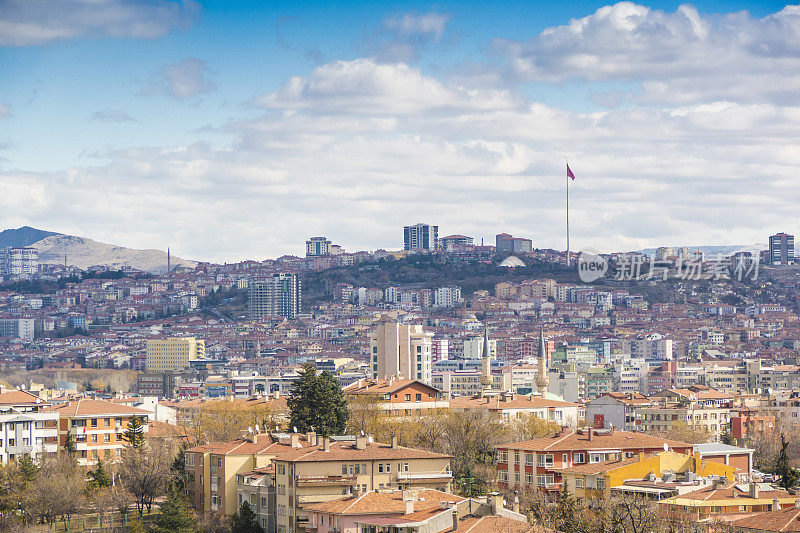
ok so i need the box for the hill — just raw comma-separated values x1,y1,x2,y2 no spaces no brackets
639,244,765,257
32,234,197,274
0,226,60,248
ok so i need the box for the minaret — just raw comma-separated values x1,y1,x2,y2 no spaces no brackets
480,326,492,391
536,327,549,396
167,247,171,273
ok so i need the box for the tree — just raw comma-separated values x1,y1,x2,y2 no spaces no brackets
151,488,197,533
288,363,348,436
123,415,146,449
554,483,578,532
17,454,38,484
119,441,173,515
776,433,799,489
89,458,112,489
23,454,85,528
229,501,264,533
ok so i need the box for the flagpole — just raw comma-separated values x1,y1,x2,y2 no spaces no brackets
566,163,570,267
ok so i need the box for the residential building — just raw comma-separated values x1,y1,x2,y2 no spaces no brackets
403,223,438,252
769,233,795,265
306,237,332,257
0,389,58,464
342,379,448,416
51,399,150,466
438,234,473,252
249,273,302,320
273,434,452,533
585,392,653,431
661,481,795,520
450,393,583,426
370,323,433,384
495,428,692,493
2,247,38,278
146,336,205,372
0,318,35,341
236,466,276,532
433,286,462,308
560,450,737,504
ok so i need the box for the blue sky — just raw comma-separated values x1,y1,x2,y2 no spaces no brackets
1,0,800,261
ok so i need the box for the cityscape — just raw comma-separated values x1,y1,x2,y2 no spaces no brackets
3,1,800,533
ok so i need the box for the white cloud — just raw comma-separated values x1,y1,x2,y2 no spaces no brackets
260,58,520,115
490,2,800,104
9,56,800,261
0,103,9,119
0,0,200,47
140,58,216,100
384,12,450,41
89,109,137,123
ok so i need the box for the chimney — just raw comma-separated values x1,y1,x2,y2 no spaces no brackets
290,433,300,448
451,508,459,531
391,434,398,449
307,431,316,444
355,436,368,450
750,481,759,499
352,485,362,498
773,498,780,511
317,434,324,447
323,436,331,452
402,490,417,515
588,427,594,441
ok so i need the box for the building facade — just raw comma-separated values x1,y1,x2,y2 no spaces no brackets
403,223,438,252
769,233,795,265
146,337,205,372
370,323,433,384
306,237,332,257
249,273,302,320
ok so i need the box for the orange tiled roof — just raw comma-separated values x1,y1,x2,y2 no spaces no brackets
730,507,800,531
496,430,691,453
450,395,578,410
48,399,151,417
302,489,462,516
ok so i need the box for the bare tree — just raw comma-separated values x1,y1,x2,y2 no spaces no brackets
119,441,173,515
23,454,85,528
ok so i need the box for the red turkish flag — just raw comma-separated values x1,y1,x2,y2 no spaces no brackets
567,164,576,180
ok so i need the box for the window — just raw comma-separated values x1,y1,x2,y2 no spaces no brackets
515,472,520,482
416,394,421,402
277,464,286,475
537,474,546,486
342,465,348,475
525,472,535,484
405,394,411,402
514,452,520,464
378,463,384,473
562,453,568,464
525,453,533,466
499,471,508,482
576,478,584,489
596,478,606,490
537,454,553,467
498,451,508,463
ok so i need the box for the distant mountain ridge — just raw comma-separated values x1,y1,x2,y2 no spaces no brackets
0,226,60,248
0,227,197,274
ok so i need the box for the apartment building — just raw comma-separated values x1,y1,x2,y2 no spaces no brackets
146,336,205,372
0,389,58,464
495,428,692,493
585,392,653,431
370,322,433,384
1,247,38,278
449,393,583,426
51,399,150,466
248,273,302,320
306,237,332,257
0,318,35,341
272,434,452,533
236,465,276,532
186,433,307,516
342,379,448,416
403,223,438,251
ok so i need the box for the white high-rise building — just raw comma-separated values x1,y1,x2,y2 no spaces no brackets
0,318,35,341
370,323,433,384
2,247,38,278
248,273,302,320
403,223,438,251
306,236,332,257
434,286,462,308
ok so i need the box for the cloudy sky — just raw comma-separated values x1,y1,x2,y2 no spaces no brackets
1,0,797,262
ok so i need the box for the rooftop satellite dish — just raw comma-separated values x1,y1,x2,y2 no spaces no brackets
361,430,365,436
248,427,253,434
254,425,260,432
663,443,669,452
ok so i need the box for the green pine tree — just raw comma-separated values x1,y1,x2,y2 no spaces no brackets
151,488,197,533
64,431,77,457
18,454,38,483
89,458,112,488
554,482,578,532
230,501,264,533
777,433,799,489
122,416,146,449
287,362,349,436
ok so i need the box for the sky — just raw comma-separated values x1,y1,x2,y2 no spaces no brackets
1,0,799,262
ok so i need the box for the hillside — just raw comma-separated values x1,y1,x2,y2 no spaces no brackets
33,234,197,274
0,226,60,248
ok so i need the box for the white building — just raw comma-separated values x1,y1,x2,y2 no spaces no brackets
371,323,433,384
0,318,35,341
0,389,59,464
2,247,38,278
434,286,462,308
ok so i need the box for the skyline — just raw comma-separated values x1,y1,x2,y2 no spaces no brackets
2,0,800,261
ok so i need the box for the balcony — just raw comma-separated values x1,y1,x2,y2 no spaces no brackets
396,471,453,481
296,475,356,486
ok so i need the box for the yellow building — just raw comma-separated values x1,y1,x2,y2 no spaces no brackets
146,337,205,372
560,450,737,504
